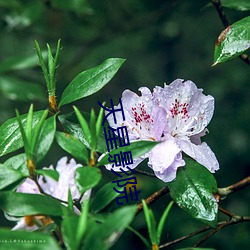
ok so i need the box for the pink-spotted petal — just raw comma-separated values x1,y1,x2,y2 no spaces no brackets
106,88,167,141
154,79,214,136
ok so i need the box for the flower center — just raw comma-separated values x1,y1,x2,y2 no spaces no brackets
131,102,153,126
170,99,190,121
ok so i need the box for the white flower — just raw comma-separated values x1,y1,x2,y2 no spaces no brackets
102,79,219,182
12,157,90,231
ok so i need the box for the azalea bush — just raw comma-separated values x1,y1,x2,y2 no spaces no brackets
0,1,250,250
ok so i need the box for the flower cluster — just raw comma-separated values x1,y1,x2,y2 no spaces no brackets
104,79,219,182
11,157,90,231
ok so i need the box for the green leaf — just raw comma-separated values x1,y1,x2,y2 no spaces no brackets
0,228,60,250
0,76,46,102
0,164,27,190
4,153,28,175
56,131,89,164
90,181,124,213
157,201,174,244
142,200,157,245
62,215,80,250
83,205,136,250
213,16,250,65
168,159,218,227
36,169,59,181
0,191,65,216
52,0,93,14
0,51,47,74
59,58,125,106
127,226,151,248
75,167,102,194
221,0,250,11
97,140,159,166
76,201,89,248
0,111,44,157
30,109,48,157
59,113,107,153
96,103,105,141
90,108,97,149
36,116,56,162
73,106,91,147
62,201,89,250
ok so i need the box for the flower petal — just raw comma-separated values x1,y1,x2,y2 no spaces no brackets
148,137,185,182
106,88,167,141
104,155,146,172
179,139,219,173
39,157,82,201
16,178,40,194
154,79,214,136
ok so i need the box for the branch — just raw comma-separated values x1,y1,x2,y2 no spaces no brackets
218,176,250,198
134,169,157,178
159,216,250,249
136,186,169,215
193,216,250,247
211,0,250,66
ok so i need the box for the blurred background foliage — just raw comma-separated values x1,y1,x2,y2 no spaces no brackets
0,0,249,249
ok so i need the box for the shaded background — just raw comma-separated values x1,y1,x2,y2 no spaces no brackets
0,0,249,249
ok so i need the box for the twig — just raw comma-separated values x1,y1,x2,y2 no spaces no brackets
33,177,68,204
218,176,250,198
211,0,250,66
218,206,235,218
159,216,250,249
136,186,169,215
134,169,157,178
159,224,211,249
193,216,250,247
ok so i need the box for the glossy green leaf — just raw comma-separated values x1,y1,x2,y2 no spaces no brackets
0,76,46,102
56,131,89,164
0,164,27,190
30,109,48,158
0,111,44,157
90,181,124,213
59,58,125,106
36,169,59,181
97,140,159,166
36,116,56,162
221,0,250,11
0,192,65,216
73,106,91,146
59,113,107,153
4,153,28,175
168,159,218,227
75,167,102,194
83,205,136,250
213,16,250,65
0,228,60,250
